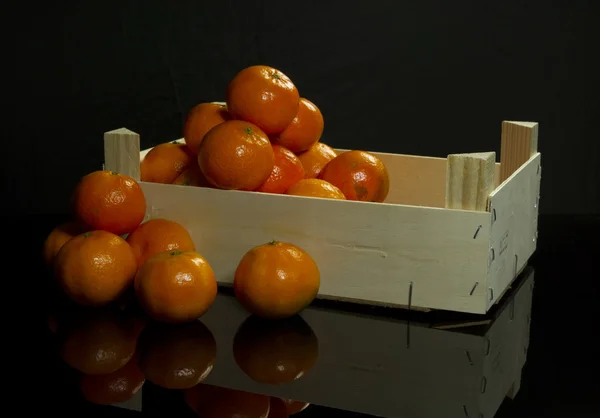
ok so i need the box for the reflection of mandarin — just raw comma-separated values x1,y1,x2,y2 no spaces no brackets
234,241,320,319
282,399,310,415
296,142,337,179
185,384,271,418
79,354,145,405
268,397,289,418
59,309,139,375
139,321,216,390
233,315,319,385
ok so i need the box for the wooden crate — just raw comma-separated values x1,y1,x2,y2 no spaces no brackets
103,121,541,314
139,267,535,418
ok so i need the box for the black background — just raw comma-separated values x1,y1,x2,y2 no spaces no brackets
9,0,599,215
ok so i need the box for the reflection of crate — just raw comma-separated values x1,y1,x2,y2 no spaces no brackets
103,121,540,314
196,267,535,418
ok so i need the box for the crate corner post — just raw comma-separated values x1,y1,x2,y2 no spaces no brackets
103,128,141,181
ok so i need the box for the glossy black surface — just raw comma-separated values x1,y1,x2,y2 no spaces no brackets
25,215,599,417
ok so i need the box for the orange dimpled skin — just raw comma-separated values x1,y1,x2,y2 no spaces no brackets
319,150,390,202
198,120,274,191
54,230,138,306
296,142,338,179
286,179,346,200
255,145,305,194
273,98,324,153
183,102,230,154
126,218,196,267
134,251,217,323
226,65,300,135
42,221,88,266
72,170,146,235
141,142,195,184
234,241,320,319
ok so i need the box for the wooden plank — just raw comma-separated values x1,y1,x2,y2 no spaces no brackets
199,293,486,418
141,182,491,313
445,152,496,211
104,128,141,180
487,154,541,309
499,121,539,183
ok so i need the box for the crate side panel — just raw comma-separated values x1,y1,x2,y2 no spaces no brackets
200,293,486,418
141,182,491,313
487,153,541,309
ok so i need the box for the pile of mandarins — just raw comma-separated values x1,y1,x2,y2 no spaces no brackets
43,64,390,324
142,64,390,202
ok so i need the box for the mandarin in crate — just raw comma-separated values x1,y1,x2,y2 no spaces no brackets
272,98,324,153
198,120,274,190
296,142,338,179
286,178,346,200
72,170,146,235
141,142,195,184
226,65,300,135
184,102,230,154
255,145,304,194
42,221,89,266
234,241,320,319
126,218,196,267
79,355,145,405
172,160,212,187
134,250,217,323
54,230,138,306
319,150,389,202
138,321,216,389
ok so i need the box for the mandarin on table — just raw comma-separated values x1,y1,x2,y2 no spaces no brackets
267,398,289,418
141,141,195,184
296,141,338,179
272,97,324,153
255,145,305,194
286,178,346,200
282,400,310,415
139,321,216,389
79,355,145,405
198,120,274,190
319,150,390,202
126,218,196,267
72,170,146,236
234,241,320,319
183,102,230,154
226,65,300,135
42,221,88,266
54,230,138,306
134,250,217,323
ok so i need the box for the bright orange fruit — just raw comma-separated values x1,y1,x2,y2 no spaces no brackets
54,230,138,306
286,178,346,200
134,250,217,323
184,102,230,154
255,145,305,194
226,65,300,135
296,142,338,179
141,142,195,184
72,170,146,235
234,241,320,319
198,120,274,190
319,150,390,202
42,221,88,266
272,98,324,153
126,218,196,267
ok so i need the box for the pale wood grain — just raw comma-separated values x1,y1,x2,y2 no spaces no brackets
104,128,141,180
446,152,496,211
499,121,539,183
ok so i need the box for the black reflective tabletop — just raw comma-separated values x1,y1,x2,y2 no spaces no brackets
24,215,599,417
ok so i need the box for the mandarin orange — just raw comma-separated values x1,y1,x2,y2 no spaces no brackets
286,178,346,200
141,142,195,184
184,102,230,154
42,221,88,266
272,98,324,153
255,145,304,194
296,142,338,179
